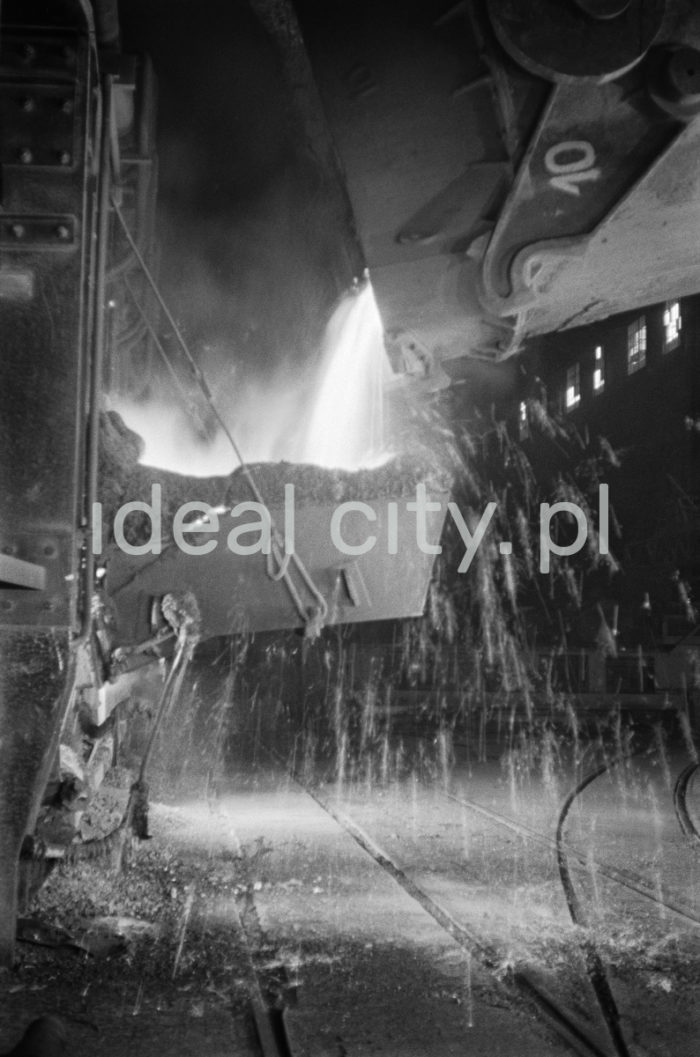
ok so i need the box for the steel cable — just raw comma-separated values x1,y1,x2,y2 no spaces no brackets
556,756,635,1057
110,195,328,630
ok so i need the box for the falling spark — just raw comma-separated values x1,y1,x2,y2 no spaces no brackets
653,724,672,790
678,706,698,764
437,725,453,791
172,884,196,979
131,980,144,1017
465,950,474,1028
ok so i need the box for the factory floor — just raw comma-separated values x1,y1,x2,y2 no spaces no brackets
2,726,699,1057
0,766,565,1057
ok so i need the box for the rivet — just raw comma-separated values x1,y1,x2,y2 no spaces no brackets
59,151,72,166
19,148,33,164
1,600,14,612
21,97,36,113
21,44,36,64
60,99,74,115
56,224,70,241
42,600,54,611
10,224,25,239
43,544,56,557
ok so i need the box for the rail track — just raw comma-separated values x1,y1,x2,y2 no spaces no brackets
300,783,616,1057
441,786,700,928
441,751,700,1055
248,732,700,1057
389,728,700,925
258,746,623,1057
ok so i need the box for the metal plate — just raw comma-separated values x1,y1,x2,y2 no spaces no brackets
478,75,680,314
106,494,450,642
0,532,76,628
0,33,81,80
0,214,76,248
0,554,46,590
0,79,79,169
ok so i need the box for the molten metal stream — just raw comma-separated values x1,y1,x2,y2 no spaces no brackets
113,283,392,476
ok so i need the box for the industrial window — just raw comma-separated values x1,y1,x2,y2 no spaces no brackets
593,344,604,393
518,400,529,439
627,316,647,374
663,300,681,350
565,363,580,410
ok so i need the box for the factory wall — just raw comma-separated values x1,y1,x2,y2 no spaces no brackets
516,294,700,649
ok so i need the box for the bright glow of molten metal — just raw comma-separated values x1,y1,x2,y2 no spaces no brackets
301,283,391,469
112,283,391,476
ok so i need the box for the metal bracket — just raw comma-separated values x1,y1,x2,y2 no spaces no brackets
0,554,46,590
0,532,75,627
0,78,79,170
0,214,76,248
338,563,372,609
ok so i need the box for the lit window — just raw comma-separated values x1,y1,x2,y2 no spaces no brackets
663,300,681,350
627,316,646,374
518,400,529,439
565,363,580,410
593,344,604,393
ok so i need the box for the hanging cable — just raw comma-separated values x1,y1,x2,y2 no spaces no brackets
556,753,639,1057
673,761,700,841
122,271,208,428
110,195,328,631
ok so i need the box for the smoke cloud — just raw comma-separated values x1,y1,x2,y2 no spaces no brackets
117,0,362,429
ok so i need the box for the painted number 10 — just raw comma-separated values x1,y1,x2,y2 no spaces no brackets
545,140,601,197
